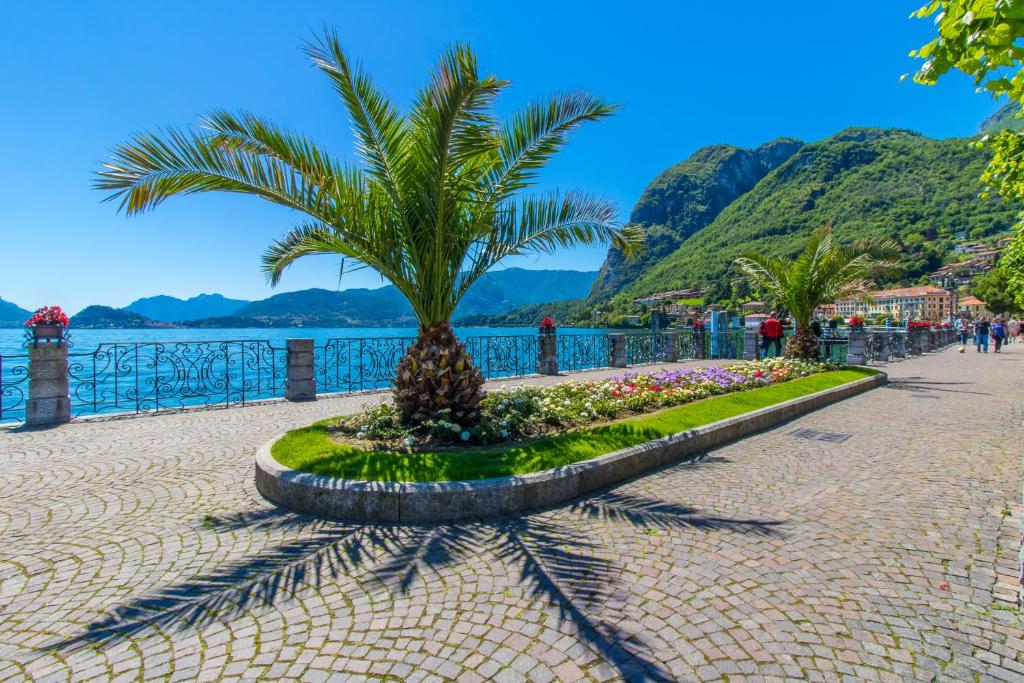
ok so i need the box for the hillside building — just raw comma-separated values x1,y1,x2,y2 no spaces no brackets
929,250,999,287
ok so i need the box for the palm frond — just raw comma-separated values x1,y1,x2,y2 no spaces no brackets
733,225,901,326
487,92,619,200
304,31,409,204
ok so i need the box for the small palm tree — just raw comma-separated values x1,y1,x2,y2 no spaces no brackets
96,32,642,426
734,226,900,359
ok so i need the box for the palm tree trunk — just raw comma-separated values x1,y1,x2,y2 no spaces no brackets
785,322,820,360
393,322,485,425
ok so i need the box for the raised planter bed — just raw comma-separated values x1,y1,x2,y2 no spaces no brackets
255,370,886,523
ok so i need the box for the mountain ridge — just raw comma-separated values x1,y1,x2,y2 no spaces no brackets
0,298,33,328
586,126,1019,318
124,293,250,322
588,137,804,301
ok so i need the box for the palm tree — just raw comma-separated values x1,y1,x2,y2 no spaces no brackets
734,226,900,360
95,32,642,426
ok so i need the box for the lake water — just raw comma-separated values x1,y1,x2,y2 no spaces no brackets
0,326,618,423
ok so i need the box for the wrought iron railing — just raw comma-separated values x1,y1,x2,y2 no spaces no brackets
0,353,29,423
316,336,415,394
624,332,663,365
316,334,542,394
819,336,848,364
557,333,609,372
465,334,538,380
675,331,699,360
66,340,286,417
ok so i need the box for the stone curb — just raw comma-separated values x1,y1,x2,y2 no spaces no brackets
255,371,888,523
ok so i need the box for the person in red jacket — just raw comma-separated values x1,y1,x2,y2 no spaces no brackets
759,313,784,359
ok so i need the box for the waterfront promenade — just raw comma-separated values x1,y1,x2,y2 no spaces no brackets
0,348,1021,682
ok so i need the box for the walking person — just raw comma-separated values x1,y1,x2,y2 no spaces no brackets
1009,316,1021,344
759,312,784,359
993,317,1007,353
974,316,990,353
956,315,971,353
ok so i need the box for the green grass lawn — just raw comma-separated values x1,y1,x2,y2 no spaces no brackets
272,368,877,483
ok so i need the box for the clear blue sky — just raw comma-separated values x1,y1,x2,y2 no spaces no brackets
0,1,1001,313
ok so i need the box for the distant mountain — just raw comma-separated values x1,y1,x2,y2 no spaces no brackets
186,268,599,327
70,306,177,329
0,298,32,328
124,293,250,322
587,138,803,302
455,299,591,327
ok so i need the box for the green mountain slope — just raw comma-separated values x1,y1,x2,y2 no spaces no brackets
979,102,1024,134
587,138,803,301
70,306,174,329
0,298,33,328
621,128,1019,303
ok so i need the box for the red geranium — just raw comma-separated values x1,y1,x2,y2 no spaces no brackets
24,305,70,328
692,319,706,329
908,321,932,330
540,316,555,330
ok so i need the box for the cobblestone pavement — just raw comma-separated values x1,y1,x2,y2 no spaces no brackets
0,349,1022,682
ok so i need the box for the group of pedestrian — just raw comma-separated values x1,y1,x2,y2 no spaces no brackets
956,315,1021,353
758,313,785,359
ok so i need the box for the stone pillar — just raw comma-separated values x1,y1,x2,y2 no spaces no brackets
743,330,759,361
537,332,559,375
662,332,678,362
26,343,71,427
285,338,316,401
924,330,934,353
847,330,866,366
877,333,889,362
608,334,627,368
693,330,707,360
910,330,922,356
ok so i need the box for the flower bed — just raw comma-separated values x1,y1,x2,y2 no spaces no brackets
330,358,834,451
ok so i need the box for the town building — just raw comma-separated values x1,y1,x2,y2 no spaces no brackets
741,301,766,314
835,286,954,323
632,288,705,306
743,313,768,329
929,250,999,287
957,295,990,318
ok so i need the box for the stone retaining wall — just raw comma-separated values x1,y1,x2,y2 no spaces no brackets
255,371,887,523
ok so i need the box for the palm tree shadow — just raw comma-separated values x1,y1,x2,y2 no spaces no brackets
44,490,783,681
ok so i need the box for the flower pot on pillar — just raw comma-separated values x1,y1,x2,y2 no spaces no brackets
31,324,65,344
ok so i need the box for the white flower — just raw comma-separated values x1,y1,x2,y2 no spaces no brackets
356,431,367,439
499,429,509,438
403,436,415,447
460,431,471,442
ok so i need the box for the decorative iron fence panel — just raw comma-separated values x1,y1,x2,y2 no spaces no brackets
557,333,609,372
624,332,664,365
0,353,29,423
316,334,542,394
66,340,286,418
675,331,698,360
819,336,848,364
316,337,416,394
465,335,539,380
